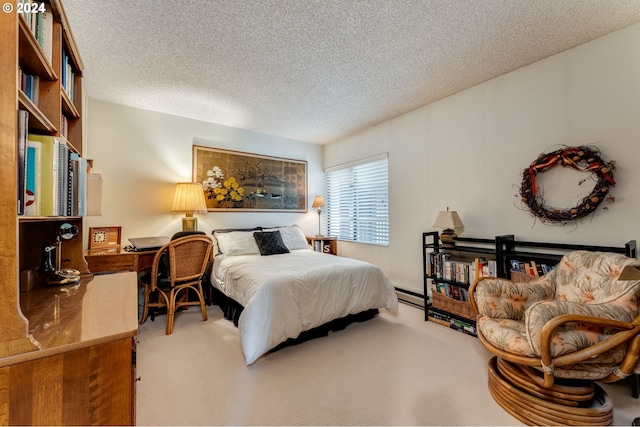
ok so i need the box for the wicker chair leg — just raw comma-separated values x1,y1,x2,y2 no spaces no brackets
140,285,151,325
166,288,176,335
197,283,208,321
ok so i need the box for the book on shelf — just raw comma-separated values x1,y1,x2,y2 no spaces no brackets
25,140,42,216
60,114,68,138
449,318,477,336
17,110,29,214
28,134,59,216
427,308,477,336
57,139,70,216
61,48,77,102
25,134,88,217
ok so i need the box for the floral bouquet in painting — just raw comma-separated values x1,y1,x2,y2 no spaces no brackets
202,166,245,206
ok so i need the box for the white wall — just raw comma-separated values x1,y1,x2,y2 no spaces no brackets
324,24,640,295
83,100,324,246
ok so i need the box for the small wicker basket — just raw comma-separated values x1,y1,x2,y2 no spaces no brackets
510,270,537,282
432,291,475,321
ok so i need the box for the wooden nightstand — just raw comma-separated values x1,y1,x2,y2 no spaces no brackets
306,236,337,255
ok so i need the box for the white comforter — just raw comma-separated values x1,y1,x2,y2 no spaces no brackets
212,249,398,364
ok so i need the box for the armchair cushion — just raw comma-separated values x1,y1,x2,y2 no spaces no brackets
477,317,535,357
473,277,555,321
554,250,640,304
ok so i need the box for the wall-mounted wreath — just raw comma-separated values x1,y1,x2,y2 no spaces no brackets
519,146,616,224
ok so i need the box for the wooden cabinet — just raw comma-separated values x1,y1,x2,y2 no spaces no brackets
0,337,135,425
0,2,137,424
2,272,139,426
306,236,337,255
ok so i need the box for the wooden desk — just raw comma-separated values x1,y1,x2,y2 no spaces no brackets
85,247,157,274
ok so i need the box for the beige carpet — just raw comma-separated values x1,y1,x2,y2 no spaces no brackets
136,302,639,426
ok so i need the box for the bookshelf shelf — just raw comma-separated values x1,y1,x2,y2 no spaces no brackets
18,90,57,133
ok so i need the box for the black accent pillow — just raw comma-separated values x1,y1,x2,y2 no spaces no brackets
254,230,290,256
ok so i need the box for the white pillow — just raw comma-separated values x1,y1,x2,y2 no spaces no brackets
274,225,311,250
214,231,260,256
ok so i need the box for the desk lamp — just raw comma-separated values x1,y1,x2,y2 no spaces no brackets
432,207,464,246
312,195,325,236
172,182,207,231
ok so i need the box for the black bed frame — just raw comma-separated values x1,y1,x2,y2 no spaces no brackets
208,285,379,353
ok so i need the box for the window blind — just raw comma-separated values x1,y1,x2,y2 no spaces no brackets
324,154,389,245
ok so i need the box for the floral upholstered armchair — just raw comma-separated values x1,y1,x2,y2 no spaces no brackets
471,250,640,385
469,250,640,425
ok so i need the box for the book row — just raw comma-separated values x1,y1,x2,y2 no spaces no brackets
17,110,91,217
61,49,77,102
19,0,54,65
428,309,477,337
20,67,40,105
509,259,556,277
426,252,498,284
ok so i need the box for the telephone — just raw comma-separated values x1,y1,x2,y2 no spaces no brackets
37,223,81,286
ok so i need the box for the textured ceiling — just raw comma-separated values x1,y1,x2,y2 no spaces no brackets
62,0,640,144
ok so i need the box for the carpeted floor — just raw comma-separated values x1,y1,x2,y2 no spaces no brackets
135,302,639,426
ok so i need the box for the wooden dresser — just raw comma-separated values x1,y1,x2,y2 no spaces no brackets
0,272,138,425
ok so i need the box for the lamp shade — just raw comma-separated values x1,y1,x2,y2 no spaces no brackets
432,209,464,230
312,195,325,209
171,183,207,213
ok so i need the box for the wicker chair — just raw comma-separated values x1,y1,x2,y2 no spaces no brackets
139,234,212,334
469,250,640,426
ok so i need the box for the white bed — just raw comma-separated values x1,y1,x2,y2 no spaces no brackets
210,226,398,365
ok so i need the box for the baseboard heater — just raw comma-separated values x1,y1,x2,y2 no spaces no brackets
394,287,424,309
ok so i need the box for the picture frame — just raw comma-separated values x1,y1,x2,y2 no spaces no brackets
88,226,122,249
193,145,307,212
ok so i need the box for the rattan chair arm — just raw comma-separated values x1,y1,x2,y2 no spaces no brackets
600,334,640,383
539,313,639,369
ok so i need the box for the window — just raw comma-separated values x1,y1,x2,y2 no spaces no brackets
324,154,389,245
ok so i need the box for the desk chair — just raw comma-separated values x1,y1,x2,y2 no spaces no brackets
139,233,212,334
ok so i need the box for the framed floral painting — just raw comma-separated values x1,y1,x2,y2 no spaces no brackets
192,145,307,212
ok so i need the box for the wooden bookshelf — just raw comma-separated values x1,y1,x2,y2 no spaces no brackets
0,2,137,423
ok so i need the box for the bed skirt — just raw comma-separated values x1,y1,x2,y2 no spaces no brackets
209,284,379,351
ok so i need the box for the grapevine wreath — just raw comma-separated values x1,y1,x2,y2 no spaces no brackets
519,146,616,224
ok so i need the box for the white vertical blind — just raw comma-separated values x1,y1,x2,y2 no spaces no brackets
324,154,389,245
